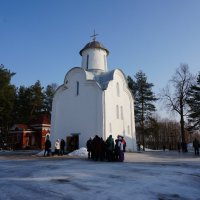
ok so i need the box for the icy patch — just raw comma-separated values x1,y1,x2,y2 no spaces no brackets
68,147,87,157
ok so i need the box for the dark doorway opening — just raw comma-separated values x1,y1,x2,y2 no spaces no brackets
66,134,79,152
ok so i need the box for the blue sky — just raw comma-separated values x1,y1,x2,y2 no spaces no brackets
1,1,200,105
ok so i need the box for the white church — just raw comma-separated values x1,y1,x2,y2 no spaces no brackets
50,35,137,152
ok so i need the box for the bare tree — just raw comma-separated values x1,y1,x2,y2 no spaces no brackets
161,64,194,151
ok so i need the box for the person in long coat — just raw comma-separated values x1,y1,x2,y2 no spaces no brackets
86,137,92,159
100,137,106,161
93,135,102,161
114,138,120,161
106,135,114,161
44,138,51,157
60,139,66,155
193,138,199,156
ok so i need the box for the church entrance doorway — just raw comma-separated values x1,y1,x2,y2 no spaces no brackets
66,134,79,152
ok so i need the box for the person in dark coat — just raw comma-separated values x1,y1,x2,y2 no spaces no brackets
106,135,114,161
193,138,199,156
60,139,66,155
93,135,102,161
86,137,92,159
163,144,166,152
114,138,120,161
137,142,141,151
100,137,106,161
44,138,51,157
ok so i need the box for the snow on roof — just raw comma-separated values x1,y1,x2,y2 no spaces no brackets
94,70,115,90
84,69,115,90
64,67,127,91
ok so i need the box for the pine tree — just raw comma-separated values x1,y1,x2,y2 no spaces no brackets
187,73,200,130
128,71,157,150
30,80,45,116
14,86,33,123
44,83,57,112
14,81,45,123
127,76,136,96
0,65,16,136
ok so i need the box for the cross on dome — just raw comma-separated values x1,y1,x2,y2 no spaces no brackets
90,30,99,41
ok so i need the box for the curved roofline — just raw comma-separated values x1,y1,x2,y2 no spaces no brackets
64,67,102,89
112,68,135,100
54,67,134,100
79,40,109,56
64,67,85,82
113,68,128,82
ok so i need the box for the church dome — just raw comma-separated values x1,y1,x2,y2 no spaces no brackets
79,41,109,56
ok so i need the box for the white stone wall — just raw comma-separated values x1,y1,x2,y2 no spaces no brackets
104,69,137,151
51,68,103,150
81,48,108,72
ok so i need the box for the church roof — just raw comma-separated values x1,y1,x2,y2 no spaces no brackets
63,67,127,91
94,70,115,90
84,69,115,90
79,41,109,56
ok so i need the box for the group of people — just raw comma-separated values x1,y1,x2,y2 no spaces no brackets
176,139,199,155
44,138,66,157
86,134,126,162
54,139,66,156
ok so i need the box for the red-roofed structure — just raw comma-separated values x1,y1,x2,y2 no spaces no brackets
8,113,51,150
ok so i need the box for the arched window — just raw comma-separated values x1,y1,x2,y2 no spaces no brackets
120,106,123,120
116,82,120,97
76,81,79,96
86,55,89,69
116,105,119,119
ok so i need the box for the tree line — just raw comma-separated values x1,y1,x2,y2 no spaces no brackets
127,64,200,151
0,64,57,138
0,63,199,150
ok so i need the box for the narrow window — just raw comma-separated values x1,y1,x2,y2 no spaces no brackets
76,81,79,96
86,55,89,69
120,106,123,120
116,82,120,97
116,105,119,119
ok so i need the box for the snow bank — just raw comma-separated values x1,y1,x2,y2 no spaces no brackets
140,145,168,152
35,147,88,157
36,150,45,157
0,150,13,152
68,147,87,157
187,143,194,152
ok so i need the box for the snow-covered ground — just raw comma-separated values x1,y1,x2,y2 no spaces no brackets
0,150,199,200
